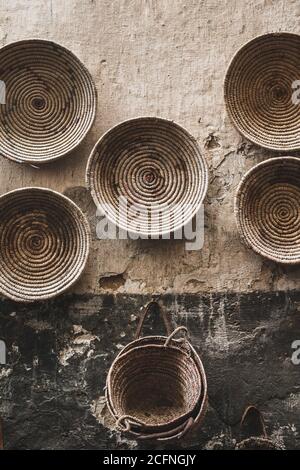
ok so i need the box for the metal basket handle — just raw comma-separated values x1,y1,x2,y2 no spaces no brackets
135,300,173,340
240,405,268,439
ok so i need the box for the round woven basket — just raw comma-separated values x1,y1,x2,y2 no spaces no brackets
0,187,90,302
0,39,97,164
224,32,300,151
106,335,208,442
235,157,300,264
86,117,208,237
106,301,207,441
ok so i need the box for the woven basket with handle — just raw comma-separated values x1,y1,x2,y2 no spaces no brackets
106,301,208,441
236,405,283,450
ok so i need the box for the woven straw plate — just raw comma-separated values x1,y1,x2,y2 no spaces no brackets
0,39,97,164
86,117,208,237
225,32,300,151
0,187,90,302
235,157,300,264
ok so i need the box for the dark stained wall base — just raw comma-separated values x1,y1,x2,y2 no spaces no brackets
0,291,299,450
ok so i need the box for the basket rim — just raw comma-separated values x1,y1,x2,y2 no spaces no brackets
0,38,97,165
224,31,300,152
234,156,300,265
86,116,209,237
108,334,208,391
114,333,194,357
0,186,91,302
236,436,282,450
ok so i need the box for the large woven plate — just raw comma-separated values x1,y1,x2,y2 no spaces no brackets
0,39,97,164
225,33,300,151
235,157,300,264
86,117,208,237
0,187,90,302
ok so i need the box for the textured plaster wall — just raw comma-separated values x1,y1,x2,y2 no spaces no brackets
0,0,299,294
0,0,299,450
0,292,300,450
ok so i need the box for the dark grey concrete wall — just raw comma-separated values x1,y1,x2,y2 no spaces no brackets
0,291,299,450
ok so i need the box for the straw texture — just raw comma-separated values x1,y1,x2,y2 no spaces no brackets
0,39,97,164
106,334,208,441
108,342,201,428
0,187,90,302
225,32,300,151
106,302,207,441
86,117,208,236
235,157,300,264
236,437,280,450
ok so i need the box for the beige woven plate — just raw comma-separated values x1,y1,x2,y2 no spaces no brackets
0,39,97,164
225,32,300,151
0,187,90,302
235,157,300,264
86,117,208,237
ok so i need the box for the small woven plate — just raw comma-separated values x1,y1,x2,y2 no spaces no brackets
86,117,208,237
0,39,97,164
235,157,300,264
0,187,90,302
225,32,300,151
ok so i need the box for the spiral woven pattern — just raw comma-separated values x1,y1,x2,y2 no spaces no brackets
0,188,90,302
235,157,300,264
86,117,208,236
108,343,202,429
0,39,97,164
225,33,300,151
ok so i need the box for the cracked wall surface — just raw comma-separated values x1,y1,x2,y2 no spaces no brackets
0,0,299,295
0,292,300,449
0,0,299,450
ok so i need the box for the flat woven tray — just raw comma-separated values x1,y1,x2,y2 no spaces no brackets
86,117,208,237
225,33,300,151
0,39,97,164
0,187,90,302
235,157,300,264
